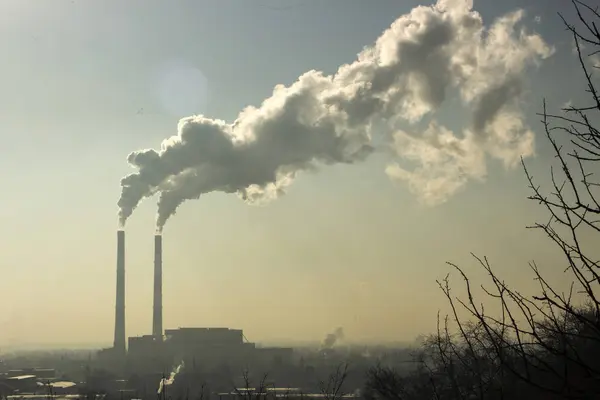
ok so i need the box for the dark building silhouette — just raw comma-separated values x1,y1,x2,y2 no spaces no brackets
126,327,293,375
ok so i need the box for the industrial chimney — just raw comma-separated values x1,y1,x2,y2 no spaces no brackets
113,230,126,355
152,234,163,338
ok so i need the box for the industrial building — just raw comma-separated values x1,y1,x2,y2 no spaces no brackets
163,327,255,369
95,230,294,378
124,327,292,374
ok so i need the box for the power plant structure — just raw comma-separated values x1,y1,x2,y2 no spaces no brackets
113,230,126,356
152,234,163,338
97,229,293,376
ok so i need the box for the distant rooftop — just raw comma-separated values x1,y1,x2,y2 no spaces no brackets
218,392,358,398
166,327,242,332
7,375,36,380
7,396,104,400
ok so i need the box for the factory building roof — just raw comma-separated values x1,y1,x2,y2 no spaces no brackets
7,375,36,380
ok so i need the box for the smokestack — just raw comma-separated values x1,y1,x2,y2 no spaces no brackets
152,234,163,338
113,230,126,355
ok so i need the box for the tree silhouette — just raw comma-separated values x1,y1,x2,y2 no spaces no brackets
365,1,600,398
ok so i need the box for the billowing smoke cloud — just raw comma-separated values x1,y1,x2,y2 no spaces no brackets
118,0,553,230
322,327,345,349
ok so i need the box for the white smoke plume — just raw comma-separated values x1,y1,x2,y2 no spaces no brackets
118,0,553,231
157,361,184,395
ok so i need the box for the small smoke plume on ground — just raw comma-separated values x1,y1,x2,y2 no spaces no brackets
322,327,345,349
118,0,553,231
157,362,184,394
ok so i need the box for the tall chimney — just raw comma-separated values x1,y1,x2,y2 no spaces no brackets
113,230,126,355
152,234,163,338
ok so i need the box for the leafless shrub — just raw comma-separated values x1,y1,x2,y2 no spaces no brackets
319,363,349,400
233,369,273,400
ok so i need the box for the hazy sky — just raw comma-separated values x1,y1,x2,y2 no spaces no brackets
0,0,592,347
